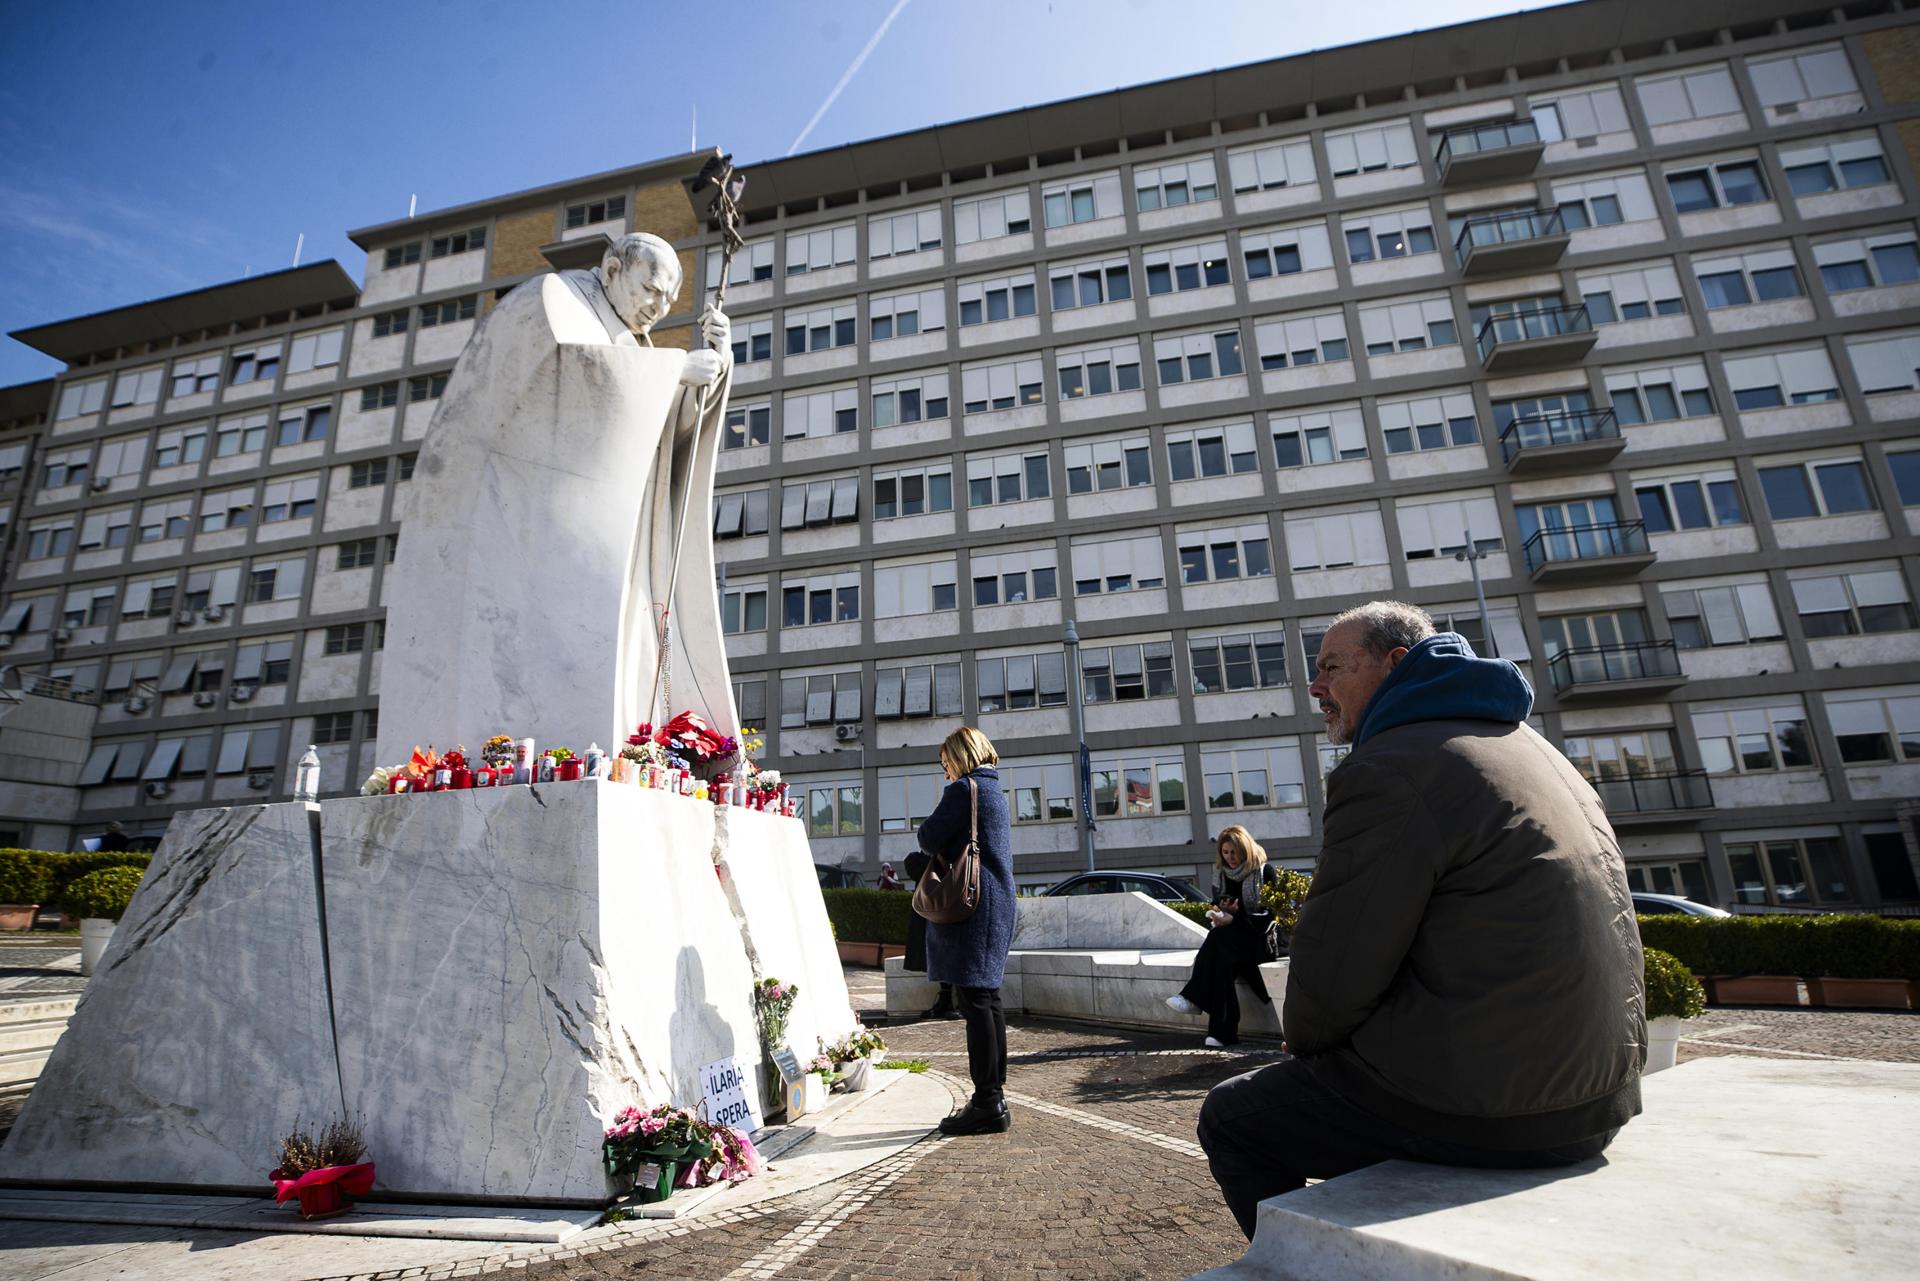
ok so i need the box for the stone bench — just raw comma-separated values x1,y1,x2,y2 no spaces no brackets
884,892,1286,1036
1188,1056,1920,1281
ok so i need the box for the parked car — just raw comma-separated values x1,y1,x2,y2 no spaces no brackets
1042,871,1209,903
1632,892,1731,917
816,864,863,889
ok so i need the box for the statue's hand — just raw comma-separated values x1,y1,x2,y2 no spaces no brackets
680,350,726,389
699,306,732,362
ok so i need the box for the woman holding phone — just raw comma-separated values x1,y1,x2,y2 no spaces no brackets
1166,826,1277,1046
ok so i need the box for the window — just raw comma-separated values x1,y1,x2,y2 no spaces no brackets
970,546,1058,606
1725,835,1851,908
1049,254,1133,310
337,538,379,570
1722,346,1841,411
1041,171,1123,228
1560,729,1680,784
874,662,964,721
784,221,857,276
729,317,773,364
419,295,477,328
1695,246,1804,309
110,365,164,409
1272,404,1368,468
961,356,1045,412
1143,239,1230,295
1341,205,1437,264
397,452,416,482
1636,64,1742,125
878,769,949,831
120,576,176,620
1551,170,1656,229
868,287,946,341
954,189,1032,244
1069,532,1165,595
733,679,766,729
198,487,254,533
564,195,625,229
874,557,958,617
721,584,768,634
1227,138,1316,193
976,650,1069,712
1891,447,1920,506
1635,466,1746,533
1176,521,1272,584
24,519,71,561
1529,83,1630,141
1750,42,1858,106
1428,603,1531,661
998,759,1075,824
1378,390,1477,454
1284,507,1388,572
103,652,164,698
781,570,860,627
359,382,399,411
226,342,280,387
323,623,367,655
1692,700,1814,774
215,724,282,778
1254,311,1350,370
782,385,859,438
869,204,942,259
1396,494,1501,559
259,476,318,523
1064,435,1152,493
167,356,220,399
722,400,771,450
1779,133,1892,197
408,373,448,402
1844,330,1920,395
1087,749,1186,817
1605,360,1716,425
1240,222,1334,279
871,371,949,427
1056,341,1142,399
78,740,147,787
1202,739,1304,809
784,300,857,355
276,403,332,446
706,237,775,289
1357,295,1456,356
429,226,486,258
75,508,130,552
778,475,859,530
1665,158,1770,212
1323,121,1418,176
41,446,90,487
802,780,864,837
371,309,410,338
1166,421,1258,481
1154,328,1244,384
1824,687,1920,764
1787,564,1915,636
1813,228,1920,292
137,497,193,543
1578,261,1686,324
1757,456,1876,521
957,273,1036,326
1538,607,1651,664
348,459,389,488
778,670,863,728
0,443,22,481
61,585,115,626
966,449,1049,507
313,711,356,746
1081,641,1177,705
1135,156,1218,211
1190,630,1287,694
288,327,344,374
382,242,421,269
210,412,266,458
711,488,771,539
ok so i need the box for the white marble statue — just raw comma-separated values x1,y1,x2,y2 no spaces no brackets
376,232,739,766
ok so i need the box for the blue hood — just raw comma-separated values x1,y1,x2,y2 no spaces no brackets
1349,632,1534,750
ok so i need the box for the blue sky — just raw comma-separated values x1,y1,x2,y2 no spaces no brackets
0,0,1577,387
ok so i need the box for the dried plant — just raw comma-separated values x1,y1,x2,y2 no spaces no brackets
276,1119,368,1176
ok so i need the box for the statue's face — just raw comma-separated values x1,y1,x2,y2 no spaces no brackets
603,247,680,335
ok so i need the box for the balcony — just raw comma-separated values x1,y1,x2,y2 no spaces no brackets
1476,302,1597,373
1522,521,1656,583
1499,408,1624,475
1455,208,1571,276
1546,641,1688,700
1592,770,1715,824
1433,118,1546,187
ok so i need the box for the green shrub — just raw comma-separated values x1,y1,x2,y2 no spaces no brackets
1166,901,1210,926
1638,913,1920,980
1260,868,1314,940
0,849,59,904
821,888,913,945
60,866,144,921
1642,948,1706,1020
46,852,150,912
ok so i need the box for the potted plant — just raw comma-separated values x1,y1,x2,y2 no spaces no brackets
753,976,799,1111
1258,868,1313,955
602,1104,713,1204
804,1054,838,1111
0,850,52,932
1643,947,1706,1074
61,865,144,975
270,1120,373,1220
829,1022,888,1093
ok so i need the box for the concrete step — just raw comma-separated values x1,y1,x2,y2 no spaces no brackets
0,1047,54,1091
0,1017,69,1055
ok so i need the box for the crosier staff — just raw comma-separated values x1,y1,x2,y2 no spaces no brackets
647,153,746,728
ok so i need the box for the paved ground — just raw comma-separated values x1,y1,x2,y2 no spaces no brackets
1,955,1915,1281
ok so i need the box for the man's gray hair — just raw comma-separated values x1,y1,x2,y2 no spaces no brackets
1330,600,1436,657
603,233,681,289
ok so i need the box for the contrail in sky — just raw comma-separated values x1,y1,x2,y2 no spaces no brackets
787,0,914,156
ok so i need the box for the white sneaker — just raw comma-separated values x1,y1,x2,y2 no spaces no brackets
1165,994,1200,1016
1204,1036,1226,1048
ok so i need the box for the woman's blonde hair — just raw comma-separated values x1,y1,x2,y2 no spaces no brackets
1215,825,1267,875
939,726,999,778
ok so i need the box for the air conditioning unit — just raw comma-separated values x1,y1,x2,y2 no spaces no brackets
229,683,255,703
201,606,224,622
52,628,72,645
175,610,195,626
246,773,272,790
192,691,218,708
90,476,112,492
124,696,149,714
144,781,172,799
834,723,863,741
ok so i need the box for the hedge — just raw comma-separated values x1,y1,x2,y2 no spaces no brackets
1638,914,1920,980
0,849,152,908
821,888,914,946
1167,901,1210,926
61,866,144,921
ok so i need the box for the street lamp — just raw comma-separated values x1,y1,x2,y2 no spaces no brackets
1062,619,1097,873
1454,529,1497,657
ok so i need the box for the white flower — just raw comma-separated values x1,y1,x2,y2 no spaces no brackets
361,765,396,796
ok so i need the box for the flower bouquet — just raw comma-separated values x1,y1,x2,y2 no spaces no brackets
602,1104,761,1203
481,735,516,772
829,1021,888,1093
753,976,799,1110
270,1120,373,1220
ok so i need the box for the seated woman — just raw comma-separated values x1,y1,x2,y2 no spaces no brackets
1166,825,1278,1046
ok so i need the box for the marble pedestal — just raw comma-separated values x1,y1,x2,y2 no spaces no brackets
0,783,852,1203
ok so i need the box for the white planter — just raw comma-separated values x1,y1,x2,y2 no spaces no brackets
1645,1014,1682,1074
839,1055,872,1093
79,918,116,977
801,1073,831,1114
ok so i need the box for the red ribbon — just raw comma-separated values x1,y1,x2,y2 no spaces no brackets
270,1162,376,1203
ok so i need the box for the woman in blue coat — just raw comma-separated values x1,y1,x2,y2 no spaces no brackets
916,726,1015,1135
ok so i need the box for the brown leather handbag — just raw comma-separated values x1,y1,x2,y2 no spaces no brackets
911,779,982,924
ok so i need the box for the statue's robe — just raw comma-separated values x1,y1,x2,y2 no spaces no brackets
376,269,738,767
